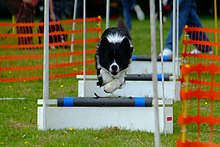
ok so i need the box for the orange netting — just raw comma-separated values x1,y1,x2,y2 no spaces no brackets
0,17,101,82
177,26,220,146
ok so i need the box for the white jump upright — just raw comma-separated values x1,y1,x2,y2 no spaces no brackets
37,0,176,136
42,0,50,131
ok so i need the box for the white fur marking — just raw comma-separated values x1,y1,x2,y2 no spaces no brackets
106,33,133,48
100,67,128,93
109,60,119,73
104,79,122,93
107,33,124,44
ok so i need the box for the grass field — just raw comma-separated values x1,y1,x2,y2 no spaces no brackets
0,15,217,146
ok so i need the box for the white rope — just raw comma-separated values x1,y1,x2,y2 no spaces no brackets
42,0,50,131
150,0,160,146
0,98,27,100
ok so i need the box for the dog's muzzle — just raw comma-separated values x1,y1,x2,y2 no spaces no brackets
110,64,119,76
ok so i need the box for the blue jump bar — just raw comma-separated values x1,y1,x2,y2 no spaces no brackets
58,97,153,107
125,74,170,81
132,55,171,61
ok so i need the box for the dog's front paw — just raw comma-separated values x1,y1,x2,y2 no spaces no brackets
104,82,116,93
103,79,122,93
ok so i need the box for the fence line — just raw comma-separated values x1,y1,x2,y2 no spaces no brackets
0,17,101,82
177,26,220,146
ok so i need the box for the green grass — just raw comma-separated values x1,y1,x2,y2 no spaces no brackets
0,16,218,146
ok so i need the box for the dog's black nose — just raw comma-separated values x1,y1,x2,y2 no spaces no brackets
111,65,118,71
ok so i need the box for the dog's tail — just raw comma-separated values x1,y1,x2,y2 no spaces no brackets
117,17,129,31
117,17,131,40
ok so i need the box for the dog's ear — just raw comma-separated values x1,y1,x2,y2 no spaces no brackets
120,38,133,55
99,37,109,49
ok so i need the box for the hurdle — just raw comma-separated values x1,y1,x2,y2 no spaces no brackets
38,97,155,107
77,74,173,81
76,75,180,100
132,55,172,61
57,97,153,107
37,97,173,133
125,74,172,81
128,55,180,75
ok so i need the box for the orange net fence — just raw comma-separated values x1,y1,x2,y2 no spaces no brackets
0,17,101,82
177,26,220,146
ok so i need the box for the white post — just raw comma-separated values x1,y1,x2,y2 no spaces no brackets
159,0,166,135
42,0,50,131
150,0,160,146
70,0,78,63
83,0,86,96
172,0,177,100
106,0,110,29
176,0,180,76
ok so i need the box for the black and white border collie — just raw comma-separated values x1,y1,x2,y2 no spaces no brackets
95,20,133,93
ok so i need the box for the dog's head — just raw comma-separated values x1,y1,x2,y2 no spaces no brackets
97,30,133,76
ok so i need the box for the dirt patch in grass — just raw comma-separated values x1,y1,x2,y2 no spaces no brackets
8,119,35,129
